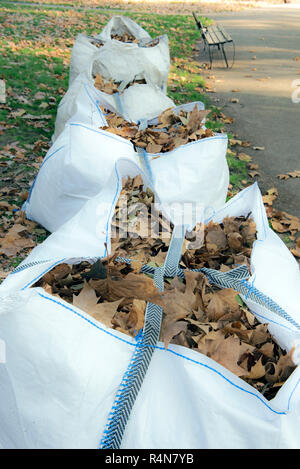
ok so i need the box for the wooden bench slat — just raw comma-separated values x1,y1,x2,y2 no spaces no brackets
210,26,227,44
217,25,232,42
193,12,234,68
202,29,215,45
206,27,220,45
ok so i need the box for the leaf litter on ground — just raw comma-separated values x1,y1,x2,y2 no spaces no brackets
32,176,296,401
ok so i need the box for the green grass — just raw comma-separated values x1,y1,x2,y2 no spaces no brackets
0,2,249,271
227,153,248,188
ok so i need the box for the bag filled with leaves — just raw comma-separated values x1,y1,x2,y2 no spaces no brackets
31,176,298,402
53,65,175,142
69,15,170,92
30,101,228,233
99,103,213,154
2,168,299,449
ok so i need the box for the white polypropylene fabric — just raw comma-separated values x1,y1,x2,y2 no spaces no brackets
69,16,151,85
69,16,169,93
0,173,299,449
25,100,228,233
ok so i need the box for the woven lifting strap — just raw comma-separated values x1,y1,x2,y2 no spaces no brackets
100,225,186,449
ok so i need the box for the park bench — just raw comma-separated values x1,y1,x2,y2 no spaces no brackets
192,12,235,69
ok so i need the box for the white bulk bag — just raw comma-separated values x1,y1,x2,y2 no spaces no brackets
53,68,175,142
69,16,169,92
24,101,229,233
0,169,299,449
69,16,151,85
91,34,170,93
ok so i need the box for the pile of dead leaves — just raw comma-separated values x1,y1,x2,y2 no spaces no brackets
159,271,296,401
34,258,296,401
94,74,146,95
100,105,213,154
110,175,172,267
90,34,158,48
111,32,140,43
111,33,158,47
32,176,296,400
181,213,256,271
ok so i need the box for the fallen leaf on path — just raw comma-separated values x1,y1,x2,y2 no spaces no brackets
277,170,300,180
238,153,252,162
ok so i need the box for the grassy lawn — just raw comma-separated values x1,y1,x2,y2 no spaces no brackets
0,1,248,273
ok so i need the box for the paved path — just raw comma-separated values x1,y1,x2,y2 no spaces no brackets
199,5,300,217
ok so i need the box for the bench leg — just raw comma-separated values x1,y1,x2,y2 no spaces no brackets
208,45,213,69
220,43,229,68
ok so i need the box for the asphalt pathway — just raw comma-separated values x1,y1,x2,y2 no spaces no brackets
198,5,300,217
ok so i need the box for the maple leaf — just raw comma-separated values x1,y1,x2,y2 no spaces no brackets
161,271,200,327
90,272,163,305
205,221,227,253
163,321,188,350
246,356,266,380
210,335,248,377
206,289,240,321
73,281,122,328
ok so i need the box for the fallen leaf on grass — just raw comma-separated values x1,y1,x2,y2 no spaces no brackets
22,114,52,120
0,224,35,256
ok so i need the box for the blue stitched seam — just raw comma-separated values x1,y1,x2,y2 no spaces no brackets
83,84,106,125
37,292,135,347
36,291,298,415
